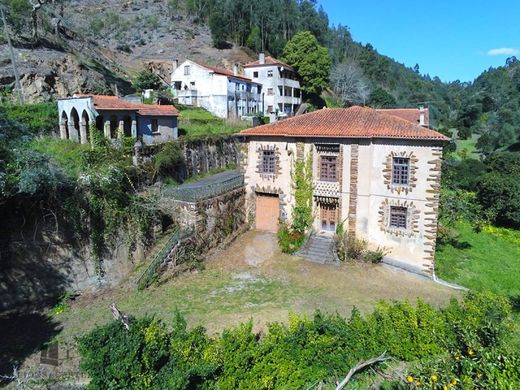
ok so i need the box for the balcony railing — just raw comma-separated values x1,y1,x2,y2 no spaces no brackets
162,170,244,203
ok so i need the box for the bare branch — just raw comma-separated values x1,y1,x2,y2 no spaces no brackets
335,352,390,390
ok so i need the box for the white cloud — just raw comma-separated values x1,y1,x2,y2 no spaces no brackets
487,48,520,56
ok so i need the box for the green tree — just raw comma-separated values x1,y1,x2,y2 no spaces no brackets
281,31,332,96
132,69,163,92
477,152,520,228
369,87,396,108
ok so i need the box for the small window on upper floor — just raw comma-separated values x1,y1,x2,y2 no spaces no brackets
184,65,190,76
261,149,276,174
267,88,273,96
320,156,337,182
389,206,407,229
267,69,273,77
253,71,259,78
392,157,410,186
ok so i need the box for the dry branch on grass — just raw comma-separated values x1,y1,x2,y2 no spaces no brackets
334,352,390,390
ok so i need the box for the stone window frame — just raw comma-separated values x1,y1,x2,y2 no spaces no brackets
383,151,418,194
256,144,281,178
379,198,420,238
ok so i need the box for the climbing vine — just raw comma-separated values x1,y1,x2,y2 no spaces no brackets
278,150,314,253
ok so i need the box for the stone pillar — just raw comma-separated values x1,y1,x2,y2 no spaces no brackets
68,123,78,142
104,120,111,139
118,119,124,138
59,121,67,139
131,119,137,138
79,121,88,144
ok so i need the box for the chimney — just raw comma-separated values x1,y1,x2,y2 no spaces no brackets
172,59,179,71
419,106,426,126
259,53,265,65
233,64,238,76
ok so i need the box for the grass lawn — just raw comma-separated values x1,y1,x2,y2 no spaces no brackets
454,133,480,160
436,221,520,348
177,107,250,137
436,221,520,297
55,231,458,342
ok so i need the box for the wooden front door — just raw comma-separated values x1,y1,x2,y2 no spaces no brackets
255,194,279,232
320,204,338,232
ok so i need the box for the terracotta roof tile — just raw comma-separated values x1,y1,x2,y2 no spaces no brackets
239,106,449,141
376,108,429,127
192,61,256,83
78,95,178,116
244,56,294,71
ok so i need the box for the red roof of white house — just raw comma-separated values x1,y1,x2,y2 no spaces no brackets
73,95,178,116
239,106,448,141
191,61,257,83
244,56,295,71
376,108,429,127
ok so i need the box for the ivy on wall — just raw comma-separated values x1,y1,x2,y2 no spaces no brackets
278,150,314,253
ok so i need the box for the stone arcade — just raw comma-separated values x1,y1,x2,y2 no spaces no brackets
57,95,179,145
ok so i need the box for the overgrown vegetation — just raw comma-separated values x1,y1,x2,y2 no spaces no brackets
0,109,163,275
78,292,519,389
277,151,313,253
177,106,249,137
334,221,387,263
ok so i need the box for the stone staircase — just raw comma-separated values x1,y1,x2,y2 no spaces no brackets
296,231,339,265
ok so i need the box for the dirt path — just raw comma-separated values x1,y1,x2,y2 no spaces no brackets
57,231,460,339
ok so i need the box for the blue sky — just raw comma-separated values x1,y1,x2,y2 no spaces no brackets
319,0,520,82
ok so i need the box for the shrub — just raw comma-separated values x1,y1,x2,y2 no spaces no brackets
153,141,185,180
78,292,515,389
277,220,305,254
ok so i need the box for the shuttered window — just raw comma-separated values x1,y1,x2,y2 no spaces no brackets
261,150,275,174
392,157,410,185
320,156,337,181
389,206,407,229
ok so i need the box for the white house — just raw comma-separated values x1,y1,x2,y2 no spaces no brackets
239,106,449,276
171,60,262,119
243,54,301,119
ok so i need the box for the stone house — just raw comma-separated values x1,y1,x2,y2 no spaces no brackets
243,53,302,119
239,106,449,276
171,60,262,119
57,95,178,145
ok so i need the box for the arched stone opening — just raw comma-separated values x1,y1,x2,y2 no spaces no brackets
95,115,104,131
81,110,90,144
110,115,118,139
69,108,80,142
60,111,69,139
123,115,132,137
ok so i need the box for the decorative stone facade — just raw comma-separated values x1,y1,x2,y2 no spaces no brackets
255,144,282,179
382,151,418,194
422,146,443,275
378,198,420,238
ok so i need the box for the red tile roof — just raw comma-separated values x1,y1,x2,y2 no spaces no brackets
75,95,178,116
244,56,295,71
192,61,255,83
376,108,429,127
239,106,449,141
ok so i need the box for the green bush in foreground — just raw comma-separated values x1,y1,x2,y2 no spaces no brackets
78,292,519,389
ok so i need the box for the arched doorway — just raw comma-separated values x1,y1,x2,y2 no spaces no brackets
96,115,104,132
60,111,69,139
123,115,132,137
70,108,80,141
110,115,118,139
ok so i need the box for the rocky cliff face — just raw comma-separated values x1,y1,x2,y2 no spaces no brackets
1,0,254,102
